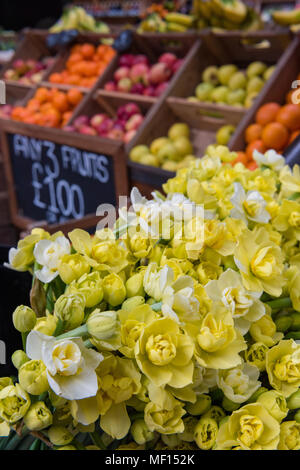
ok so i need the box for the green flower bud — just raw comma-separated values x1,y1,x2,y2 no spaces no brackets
0,378,13,392
54,294,85,330
186,394,211,416
246,386,269,404
12,305,36,332
294,410,300,423
180,416,198,442
131,419,155,445
49,390,68,409
222,396,240,412
287,390,300,410
24,401,53,431
19,359,49,395
11,350,29,370
275,316,293,333
245,342,268,371
67,272,103,308
122,296,145,311
103,273,126,307
203,405,226,424
290,312,300,331
194,417,218,450
125,273,145,298
48,425,74,446
257,391,288,422
87,310,118,340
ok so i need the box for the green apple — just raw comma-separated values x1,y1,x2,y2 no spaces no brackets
244,91,259,109
227,89,246,106
202,66,219,86
195,82,214,101
139,153,160,167
173,136,193,157
218,64,238,85
168,123,190,140
129,145,149,162
216,125,236,145
228,71,247,90
246,61,267,78
158,142,181,162
150,137,170,156
187,96,199,102
247,76,264,94
211,85,229,103
263,65,275,81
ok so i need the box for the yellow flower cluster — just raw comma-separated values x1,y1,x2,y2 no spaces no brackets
2,146,300,450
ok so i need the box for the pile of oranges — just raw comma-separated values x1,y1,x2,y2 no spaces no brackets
11,87,83,128
234,90,300,168
48,43,116,88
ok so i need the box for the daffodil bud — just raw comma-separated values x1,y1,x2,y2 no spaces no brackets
278,421,300,450
180,416,198,442
257,391,288,422
287,390,300,410
0,384,30,423
275,316,293,333
58,253,90,284
67,272,103,308
87,310,117,340
194,417,218,450
24,401,53,431
11,350,29,370
245,342,268,371
203,406,226,424
125,273,145,298
246,386,269,404
54,294,85,330
122,296,145,311
0,377,13,391
48,425,74,446
186,394,211,416
33,314,58,336
12,305,36,332
103,273,126,307
222,396,240,412
19,359,49,395
290,313,300,331
131,419,155,445
294,410,300,423
49,390,68,409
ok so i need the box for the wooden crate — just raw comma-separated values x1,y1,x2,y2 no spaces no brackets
229,35,300,151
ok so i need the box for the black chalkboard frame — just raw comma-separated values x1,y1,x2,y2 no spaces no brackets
0,118,129,234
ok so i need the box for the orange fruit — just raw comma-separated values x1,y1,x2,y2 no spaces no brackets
35,87,50,103
80,43,96,59
67,88,83,106
247,161,258,171
276,104,300,131
262,122,289,151
49,73,63,84
52,92,69,113
232,151,248,166
255,102,281,126
289,129,300,144
245,123,263,144
246,140,266,160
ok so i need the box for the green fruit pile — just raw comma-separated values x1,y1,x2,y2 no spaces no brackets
129,123,196,171
189,62,275,109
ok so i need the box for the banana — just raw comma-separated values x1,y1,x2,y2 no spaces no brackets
272,9,300,26
212,0,247,24
165,13,194,27
167,22,188,32
197,1,213,21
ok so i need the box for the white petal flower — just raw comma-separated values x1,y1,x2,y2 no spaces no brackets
26,331,103,400
217,362,261,403
33,236,71,283
253,149,285,171
162,275,200,324
143,262,174,301
230,182,270,225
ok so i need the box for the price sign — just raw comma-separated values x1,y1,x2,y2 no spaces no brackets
6,133,116,225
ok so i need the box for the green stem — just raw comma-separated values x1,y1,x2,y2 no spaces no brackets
72,439,86,450
5,428,30,450
89,431,107,450
29,438,41,450
266,297,292,310
56,324,88,340
53,318,65,337
21,332,28,351
83,339,93,348
285,331,300,340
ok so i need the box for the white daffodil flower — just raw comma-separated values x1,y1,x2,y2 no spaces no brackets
217,362,261,403
193,364,217,395
205,269,265,334
253,149,285,171
143,262,174,302
26,331,103,400
162,275,200,324
230,182,270,225
33,236,71,283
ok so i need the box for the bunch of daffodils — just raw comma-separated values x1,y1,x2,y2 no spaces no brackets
2,146,300,451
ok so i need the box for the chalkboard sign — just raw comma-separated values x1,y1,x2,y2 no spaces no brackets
7,133,117,225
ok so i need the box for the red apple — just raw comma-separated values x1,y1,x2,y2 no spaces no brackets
96,118,114,136
73,115,90,130
131,83,145,95
13,59,28,75
123,129,137,143
117,78,132,93
119,54,135,67
4,69,18,80
90,113,108,129
143,86,156,97
79,125,97,136
123,103,141,117
154,82,169,96
114,66,130,82
132,54,149,66
159,53,177,68
130,63,149,85
172,59,184,73
104,81,117,92
107,128,124,140
149,63,172,84
125,113,144,132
